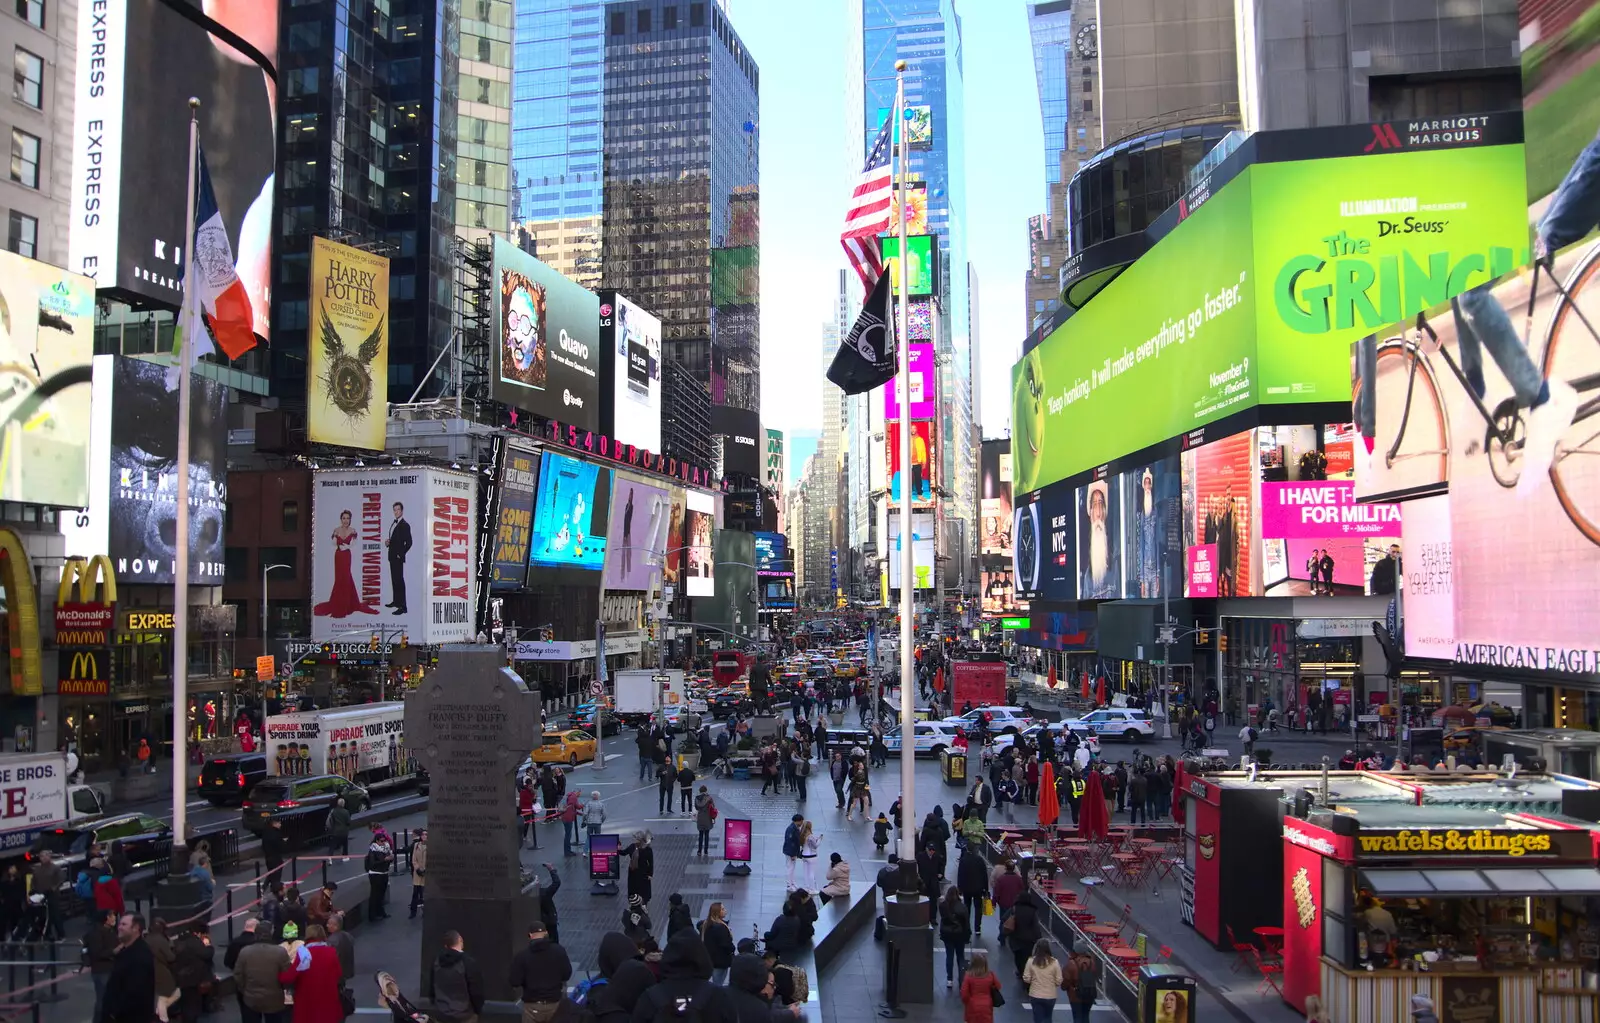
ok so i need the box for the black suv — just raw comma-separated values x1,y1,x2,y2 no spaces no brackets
27,813,173,878
199,754,269,806
242,775,368,839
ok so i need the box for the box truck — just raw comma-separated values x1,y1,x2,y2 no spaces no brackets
0,752,106,857
264,702,425,791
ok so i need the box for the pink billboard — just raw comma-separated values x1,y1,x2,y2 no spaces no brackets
1261,481,1400,539
1187,544,1218,597
723,818,752,861
883,342,936,420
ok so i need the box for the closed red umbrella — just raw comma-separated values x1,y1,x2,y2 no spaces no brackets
1172,759,1187,826
1095,675,1108,707
1078,769,1109,840
1038,760,1059,827
1047,664,1058,689
1079,671,1090,699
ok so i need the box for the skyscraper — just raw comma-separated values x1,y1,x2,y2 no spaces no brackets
848,0,975,595
602,0,760,472
510,0,604,287
273,0,459,403
1027,1,1073,199
458,0,514,245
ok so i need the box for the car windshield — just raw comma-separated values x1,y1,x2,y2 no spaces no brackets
251,783,290,804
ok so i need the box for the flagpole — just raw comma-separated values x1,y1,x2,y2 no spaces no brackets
893,59,917,886
171,97,200,862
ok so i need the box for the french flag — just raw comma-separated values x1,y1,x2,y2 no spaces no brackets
185,148,258,360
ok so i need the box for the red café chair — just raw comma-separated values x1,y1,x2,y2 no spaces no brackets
1250,945,1284,995
1226,925,1256,974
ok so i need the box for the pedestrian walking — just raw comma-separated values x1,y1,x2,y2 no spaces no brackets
1063,948,1099,1023
146,918,178,1023
1022,939,1062,1023
30,850,64,939
365,830,394,921
509,919,571,1023
829,752,847,808
427,930,485,1023
84,908,118,1023
1006,893,1042,980
325,799,352,855
938,886,971,988
409,830,428,918
231,917,291,1023
956,845,989,938
261,821,289,882
170,921,214,1023
959,950,1002,1023
101,913,155,1023
694,786,716,857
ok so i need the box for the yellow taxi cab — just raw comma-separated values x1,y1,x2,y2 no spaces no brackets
531,729,598,766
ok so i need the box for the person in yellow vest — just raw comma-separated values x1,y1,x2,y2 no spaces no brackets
1066,770,1086,827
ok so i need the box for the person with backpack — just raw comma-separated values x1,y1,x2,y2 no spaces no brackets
509,919,570,1023
1005,892,1042,980
694,786,717,857
90,858,124,917
365,830,395,921
588,931,658,1023
1239,723,1257,759
325,798,352,855
627,930,736,1023
938,886,971,988
1063,948,1099,1023
1021,939,1062,1023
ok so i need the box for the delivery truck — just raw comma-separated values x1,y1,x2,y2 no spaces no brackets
613,669,691,725
0,752,107,857
264,702,425,791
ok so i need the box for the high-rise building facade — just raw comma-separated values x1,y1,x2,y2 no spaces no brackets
273,0,460,404
849,0,976,596
457,0,514,245
2,0,75,267
602,0,760,466
510,0,604,287
1028,1,1073,199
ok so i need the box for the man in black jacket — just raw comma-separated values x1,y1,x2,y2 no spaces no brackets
728,953,801,1023
428,930,485,1023
657,760,676,815
102,913,155,1023
628,931,736,1023
533,863,562,947
875,854,902,900
588,932,657,1023
509,920,570,1019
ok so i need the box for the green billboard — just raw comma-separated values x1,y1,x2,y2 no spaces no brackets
1012,143,1528,496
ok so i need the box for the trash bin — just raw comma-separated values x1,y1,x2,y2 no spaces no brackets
1138,965,1197,1023
940,748,966,786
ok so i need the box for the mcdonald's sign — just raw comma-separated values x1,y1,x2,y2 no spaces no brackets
0,529,41,696
58,649,108,696
55,556,116,645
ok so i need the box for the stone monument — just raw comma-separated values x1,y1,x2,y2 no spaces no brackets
406,645,542,1001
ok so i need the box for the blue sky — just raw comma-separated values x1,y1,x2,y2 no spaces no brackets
735,0,1043,439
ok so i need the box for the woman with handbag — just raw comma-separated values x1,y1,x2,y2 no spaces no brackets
938,886,971,988
959,950,1003,1023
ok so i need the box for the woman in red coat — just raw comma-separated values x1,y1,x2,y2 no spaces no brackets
959,949,1002,1023
278,925,345,1023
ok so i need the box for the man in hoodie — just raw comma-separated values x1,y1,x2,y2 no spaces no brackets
509,919,570,1023
728,953,801,1023
532,863,562,947
628,931,737,1023
428,930,485,1023
587,932,658,1023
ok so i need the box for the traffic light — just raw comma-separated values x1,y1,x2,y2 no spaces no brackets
369,633,380,652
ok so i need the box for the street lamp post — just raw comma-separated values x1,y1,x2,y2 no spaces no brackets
261,563,292,738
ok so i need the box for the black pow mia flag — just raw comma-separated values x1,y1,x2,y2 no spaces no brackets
826,270,898,395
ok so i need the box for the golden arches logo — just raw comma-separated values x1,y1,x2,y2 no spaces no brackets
58,555,116,606
67,650,98,680
0,530,41,696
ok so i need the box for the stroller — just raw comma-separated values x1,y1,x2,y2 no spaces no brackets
377,971,432,1023
12,893,50,942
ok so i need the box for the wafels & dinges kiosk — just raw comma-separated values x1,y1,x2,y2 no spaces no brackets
1281,805,1600,1021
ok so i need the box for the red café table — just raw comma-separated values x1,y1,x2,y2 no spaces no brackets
1254,926,1285,956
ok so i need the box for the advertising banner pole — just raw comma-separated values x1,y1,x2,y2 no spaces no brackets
171,99,200,857
894,61,916,879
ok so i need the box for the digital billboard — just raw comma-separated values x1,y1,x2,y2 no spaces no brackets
1013,483,1075,601
1076,477,1122,599
889,181,928,235
603,475,669,592
1119,455,1181,599
713,406,762,478
307,238,389,451
491,237,600,430
489,443,539,590
1400,495,1453,660
530,452,611,572
310,467,479,644
754,532,792,576
663,487,686,588
684,490,715,597
981,565,1015,614
599,293,661,452
70,0,275,342
108,356,227,583
0,251,95,508
1181,430,1254,597
1013,140,1529,496
880,235,935,296
884,343,936,421
1259,481,1399,596
887,509,935,590
980,441,1013,557
888,421,934,502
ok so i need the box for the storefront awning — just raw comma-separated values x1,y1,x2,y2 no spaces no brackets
1359,866,1600,897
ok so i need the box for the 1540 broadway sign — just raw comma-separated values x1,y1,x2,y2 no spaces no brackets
1356,828,1585,858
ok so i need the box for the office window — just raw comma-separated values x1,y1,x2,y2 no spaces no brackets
13,48,40,108
14,0,41,28
1082,99,1093,113
691,2,703,27
281,500,299,532
7,210,34,257
224,547,249,583
10,129,38,188
664,5,676,28
610,10,624,34
637,8,649,32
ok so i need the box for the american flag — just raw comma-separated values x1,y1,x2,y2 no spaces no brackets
841,116,896,294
